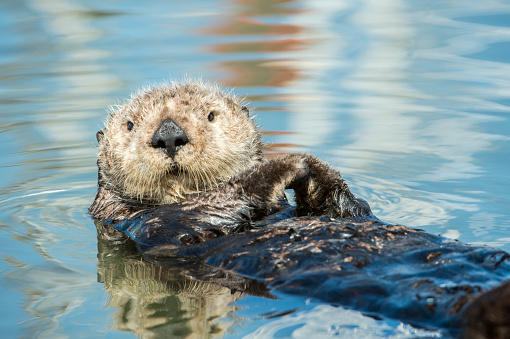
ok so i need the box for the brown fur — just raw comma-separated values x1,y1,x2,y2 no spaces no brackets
460,280,510,339
90,81,372,247
90,81,263,223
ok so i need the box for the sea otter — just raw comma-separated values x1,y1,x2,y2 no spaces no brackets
90,81,510,338
89,81,372,242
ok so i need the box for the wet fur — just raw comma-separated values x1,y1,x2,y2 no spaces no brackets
90,81,263,224
90,81,370,233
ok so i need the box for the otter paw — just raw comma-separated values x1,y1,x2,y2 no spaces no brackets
285,155,310,189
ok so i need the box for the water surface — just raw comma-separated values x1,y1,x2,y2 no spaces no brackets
1,0,510,338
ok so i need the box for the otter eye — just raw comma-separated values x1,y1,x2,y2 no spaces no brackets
127,121,134,131
207,112,215,122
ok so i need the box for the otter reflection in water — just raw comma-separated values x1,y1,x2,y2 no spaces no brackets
91,81,510,338
96,235,273,338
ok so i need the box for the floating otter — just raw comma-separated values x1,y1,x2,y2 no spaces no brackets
89,81,371,241
90,81,510,338
90,82,262,221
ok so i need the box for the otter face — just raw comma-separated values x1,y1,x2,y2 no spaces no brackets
97,82,263,205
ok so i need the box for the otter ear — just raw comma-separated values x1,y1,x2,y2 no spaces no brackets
96,129,104,142
241,106,250,116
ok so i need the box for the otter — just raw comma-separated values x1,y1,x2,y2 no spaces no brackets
89,80,371,242
90,82,263,221
91,81,510,338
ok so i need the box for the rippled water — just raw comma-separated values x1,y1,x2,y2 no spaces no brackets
1,0,509,338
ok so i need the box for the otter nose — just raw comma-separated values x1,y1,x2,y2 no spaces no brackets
151,118,189,158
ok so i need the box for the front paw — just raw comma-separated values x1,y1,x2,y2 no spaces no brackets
291,154,373,219
282,154,310,189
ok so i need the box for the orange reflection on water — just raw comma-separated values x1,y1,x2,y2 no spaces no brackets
262,131,301,157
202,0,310,87
207,17,301,36
211,38,310,54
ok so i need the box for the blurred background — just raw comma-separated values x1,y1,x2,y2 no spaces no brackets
0,0,509,338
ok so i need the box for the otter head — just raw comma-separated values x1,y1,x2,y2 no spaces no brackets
97,81,263,205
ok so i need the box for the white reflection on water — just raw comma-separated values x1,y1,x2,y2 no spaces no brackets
245,304,440,339
279,0,510,240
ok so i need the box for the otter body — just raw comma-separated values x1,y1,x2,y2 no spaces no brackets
91,82,510,338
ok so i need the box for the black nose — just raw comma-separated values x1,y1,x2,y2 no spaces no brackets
151,118,189,158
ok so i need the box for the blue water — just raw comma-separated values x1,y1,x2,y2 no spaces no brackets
1,0,509,338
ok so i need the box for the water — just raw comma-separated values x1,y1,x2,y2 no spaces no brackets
1,0,509,338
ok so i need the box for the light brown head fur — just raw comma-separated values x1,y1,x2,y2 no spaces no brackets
95,81,263,210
